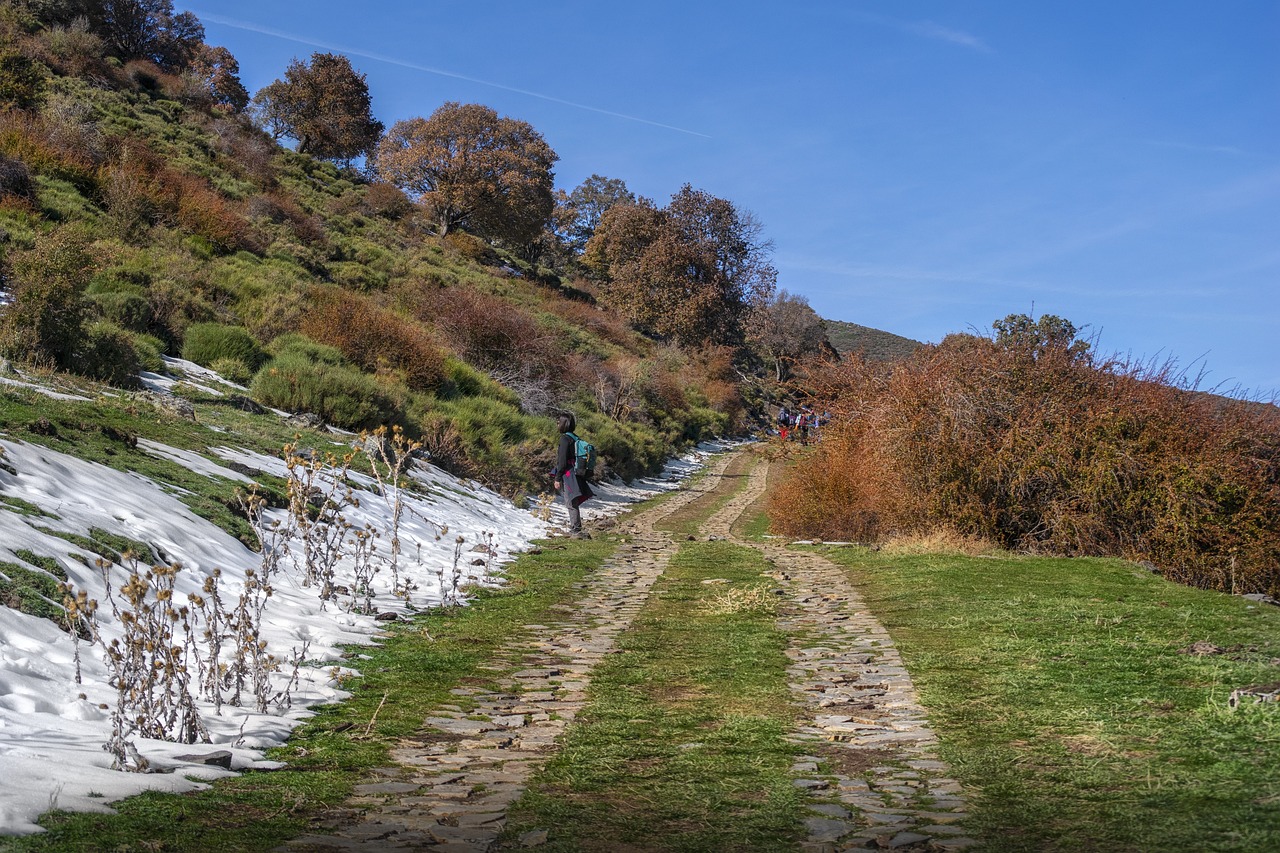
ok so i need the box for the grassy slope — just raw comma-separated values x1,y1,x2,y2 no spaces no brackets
821,319,923,362
819,545,1280,852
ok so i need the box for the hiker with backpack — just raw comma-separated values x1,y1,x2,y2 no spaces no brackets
554,411,595,538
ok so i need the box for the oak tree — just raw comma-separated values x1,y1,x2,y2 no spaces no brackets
85,0,204,70
565,174,635,254
189,44,248,114
746,289,830,381
585,185,776,347
252,53,383,164
374,102,557,247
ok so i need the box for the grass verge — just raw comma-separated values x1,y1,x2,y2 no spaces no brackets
0,537,616,852
819,546,1280,852
501,539,803,852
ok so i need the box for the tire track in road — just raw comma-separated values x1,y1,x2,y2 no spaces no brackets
703,453,977,852
280,453,739,852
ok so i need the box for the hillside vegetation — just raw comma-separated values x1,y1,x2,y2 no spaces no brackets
0,0,844,497
822,318,921,362
772,315,1280,597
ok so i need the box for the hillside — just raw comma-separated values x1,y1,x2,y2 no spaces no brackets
0,29,762,497
821,319,923,361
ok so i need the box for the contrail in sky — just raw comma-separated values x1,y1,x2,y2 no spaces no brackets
196,12,712,138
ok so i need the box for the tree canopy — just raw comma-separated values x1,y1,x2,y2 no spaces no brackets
747,289,830,381
85,0,204,70
252,52,383,163
374,102,558,247
585,185,777,348
992,313,1091,362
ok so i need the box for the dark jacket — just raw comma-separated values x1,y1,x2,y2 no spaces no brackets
554,433,574,486
555,432,594,506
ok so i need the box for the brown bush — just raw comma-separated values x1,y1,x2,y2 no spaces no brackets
300,287,445,392
0,110,98,192
99,144,253,251
0,152,33,200
770,336,1280,596
549,293,633,348
361,181,414,220
245,192,326,245
415,287,559,375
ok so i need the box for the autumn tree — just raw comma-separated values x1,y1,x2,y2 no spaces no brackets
374,102,557,247
188,44,248,113
747,289,830,381
252,52,383,163
565,174,635,254
82,0,205,70
585,185,777,348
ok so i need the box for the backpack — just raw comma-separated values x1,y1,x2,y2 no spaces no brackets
567,432,596,478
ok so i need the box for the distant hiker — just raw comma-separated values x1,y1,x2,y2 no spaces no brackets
554,412,594,538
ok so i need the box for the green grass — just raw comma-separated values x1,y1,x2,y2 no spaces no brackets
818,546,1280,852
0,536,617,852
654,449,756,539
501,540,804,852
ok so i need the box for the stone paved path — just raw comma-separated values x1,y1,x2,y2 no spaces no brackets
282,448,974,852
280,453,739,852
702,454,976,852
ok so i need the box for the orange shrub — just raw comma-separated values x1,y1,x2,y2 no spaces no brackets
300,287,445,392
771,337,1280,596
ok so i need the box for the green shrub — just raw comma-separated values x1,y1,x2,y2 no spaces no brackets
0,49,48,110
181,322,265,370
0,558,64,623
0,227,92,369
267,332,347,365
210,356,251,384
77,320,140,387
251,351,402,430
129,332,165,373
88,290,152,331
441,355,519,405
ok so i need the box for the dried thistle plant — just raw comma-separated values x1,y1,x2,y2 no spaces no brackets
698,584,780,617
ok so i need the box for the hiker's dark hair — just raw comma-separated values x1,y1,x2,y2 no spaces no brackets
557,411,576,433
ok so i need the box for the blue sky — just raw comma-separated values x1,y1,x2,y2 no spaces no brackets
194,1,1279,397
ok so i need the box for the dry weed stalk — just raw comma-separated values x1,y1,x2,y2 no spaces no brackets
699,584,780,616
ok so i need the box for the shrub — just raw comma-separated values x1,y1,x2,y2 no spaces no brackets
299,287,445,392
267,332,347,365
76,320,140,387
0,227,93,369
147,277,217,345
129,333,165,373
0,152,34,200
0,110,97,194
361,181,413,220
443,232,497,265
250,351,401,431
771,324,1280,597
88,290,152,331
0,48,48,110
209,356,252,384
36,19,107,77
181,322,265,370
